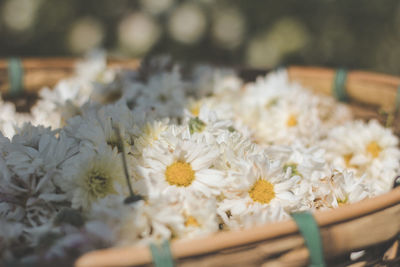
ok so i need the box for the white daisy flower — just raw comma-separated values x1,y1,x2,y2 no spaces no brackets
133,66,187,121
0,98,32,138
133,119,170,155
327,170,370,208
59,145,126,210
241,69,292,109
172,194,219,239
64,102,137,152
117,196,184,245
31,79,89,129
248,88,322,145
189,64,241,98
218,155,300,230
264,143,332,211
135,129,225,199
323,120,400,192
1,125,75,226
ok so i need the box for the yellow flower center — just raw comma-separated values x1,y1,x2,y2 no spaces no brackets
190,105,200,117
165,162,195,187
86,171,115,199
249,179,275,204
337,196,348,206
343,154,354,168
185,215,200,227
366,141,381,158
286,114,298,127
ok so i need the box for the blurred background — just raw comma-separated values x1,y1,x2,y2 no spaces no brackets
1,0,399,74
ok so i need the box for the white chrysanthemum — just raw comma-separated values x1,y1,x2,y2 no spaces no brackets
323,120,400,193
31,54,122,130
76,53,123,104
327,170,370,208
218,155,300,230
267,143,329,182
239,70,351,145
135,129,225,199
133,66,187,121
173,195,219,239
64,102,136,151
182,106,236,148
1,125,75,226
315,94,352,127
117,196,184,245
59,145,126,210
214,130,261,177
31,79,88,129
240,70,291,112
248,88,322,145
133,119,170,155
86,194,128,244
186,97,253,139
190,64,242,98
264,143,332,211
0,98,32,138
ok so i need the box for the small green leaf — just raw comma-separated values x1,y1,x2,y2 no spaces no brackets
283,163,302,177
189,117,206,134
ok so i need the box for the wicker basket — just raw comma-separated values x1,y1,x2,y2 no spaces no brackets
1,59,399,267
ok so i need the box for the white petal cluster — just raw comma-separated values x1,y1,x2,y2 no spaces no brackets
0,55,398,263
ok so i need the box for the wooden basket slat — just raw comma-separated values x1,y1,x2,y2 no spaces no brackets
287,66,400,111
0,58,140,94
75,187,400,267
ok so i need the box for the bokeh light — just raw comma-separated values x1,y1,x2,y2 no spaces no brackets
68,17,104,55
140,0,174,15
2,0,41,32
211,7,246,49
118,12,161,56
167,3,207,45
246,17,309,68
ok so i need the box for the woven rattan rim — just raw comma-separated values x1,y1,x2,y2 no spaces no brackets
76,187,400,267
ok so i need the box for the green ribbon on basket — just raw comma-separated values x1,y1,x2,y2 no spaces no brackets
395,85,400,114
7,58,24,96
291,212,326,267
150,240,174,267
333,68,348,102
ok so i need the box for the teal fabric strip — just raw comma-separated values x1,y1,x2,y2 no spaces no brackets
7,58,24,95
395,85,400,113
150,240,174,267
333,68,348,102
291,212,326,267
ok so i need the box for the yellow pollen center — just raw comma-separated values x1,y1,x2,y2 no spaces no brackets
343,154,354,168
366,141,381,158
249,179,275,204
185,215,200,227
190,106,200,117
165,162,195,187
337,196,348,206
286,114,298,127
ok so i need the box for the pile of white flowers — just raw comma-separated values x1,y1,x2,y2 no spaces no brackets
1,55,399,264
